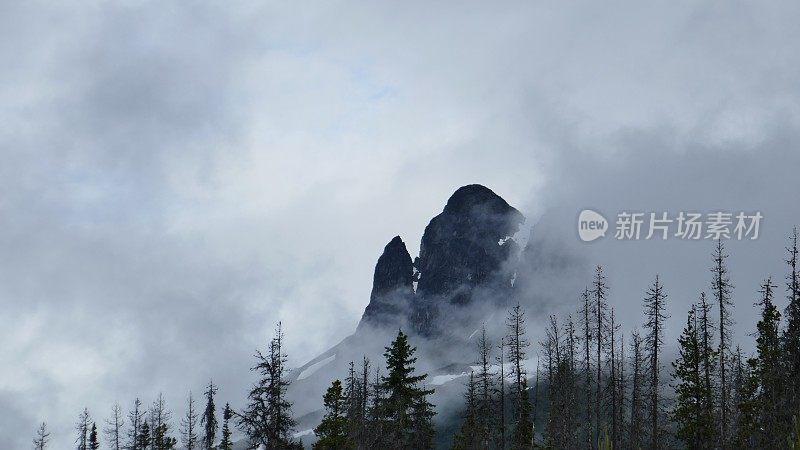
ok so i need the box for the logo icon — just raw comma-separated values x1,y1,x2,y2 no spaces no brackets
578,209,608,242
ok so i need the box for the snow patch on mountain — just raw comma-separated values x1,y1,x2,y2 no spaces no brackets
298,354,335,380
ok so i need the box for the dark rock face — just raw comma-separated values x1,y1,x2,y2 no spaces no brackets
357,236,414,330
356,185,525,335
416,184,523,301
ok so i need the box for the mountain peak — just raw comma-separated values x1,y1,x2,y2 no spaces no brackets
443,184,515,215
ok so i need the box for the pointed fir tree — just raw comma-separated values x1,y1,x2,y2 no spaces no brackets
474,325,494,448
153,422,178,450
672,305,715,448
628,331,645,450
89,423,100,450
126,398,145,450
696,291,719,445
495,337,507,450
219,403,234,450
592,266,610,446
510,377,533,450
33,422,50,450
733,355,758,448
313,379,352,450
578,287,594,447
784,228,800,416
239,322,301,450
76,408,91,450
150,393,177,450
180,392,200,450
506,304,532,449
452,372,479,450
136,420,151,450
753,277,784,446
376,329,435,449
643,275,668,449
711,240,734,447
104,402,124,450
200,380,218,450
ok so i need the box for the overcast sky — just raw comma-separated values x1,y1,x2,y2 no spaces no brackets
2,0,800,448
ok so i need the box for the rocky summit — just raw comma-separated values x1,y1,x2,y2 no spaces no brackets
358,184,524,336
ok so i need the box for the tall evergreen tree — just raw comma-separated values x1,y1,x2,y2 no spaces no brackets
150,393,176,450
314,379,352,450
104,402,124,450
376,329,435,449
628,331,645,450
219,403,234,450
33,422,50,450
452,372,480,450
180,392,200,450
475,325,494,449
152,422,177,450
672,305,714,448
609,308,620,448
711,240,734,447
76,408,91,450
126,398,145,450
239,322,301,450
697,291,719,445
506,304,532,450
784,228,800,415
733,354,758,449
753,278,783,446
578,287,594,448
200,380,218,450
496,338,507,450
136,421,151,450
89,423,100,450
592,266,609,446
643,275,668,449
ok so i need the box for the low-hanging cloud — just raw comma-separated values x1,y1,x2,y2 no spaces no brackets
2,0,800,447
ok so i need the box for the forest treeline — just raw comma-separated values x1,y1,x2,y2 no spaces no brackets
33,228,800,449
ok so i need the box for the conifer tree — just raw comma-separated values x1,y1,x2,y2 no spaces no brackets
672,305,714,448
219,404,234,450
239,322,301,450
511,378,533,450
76,408,91,450
733,355,758,448
126,398,145,450
711,240,734,447
200,380,218,450
150,394,176,450
578,287,594,447
33,422,50,450
152,422,177,450
136,421,151,450
628,331,645,450
496,338,507,450
753,278,783,446
376,330,435,449
609,308,620,448
592,266,609,446
643,275,668,449
697,291,718,445
506,304,532,449
784,228,800,414
475,325,494,448
180,392,200,450
452,372,479,450
89,423,100,450
104,403,124,450
314,379,352,450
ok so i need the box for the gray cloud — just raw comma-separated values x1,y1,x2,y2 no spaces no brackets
1,0,799,447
